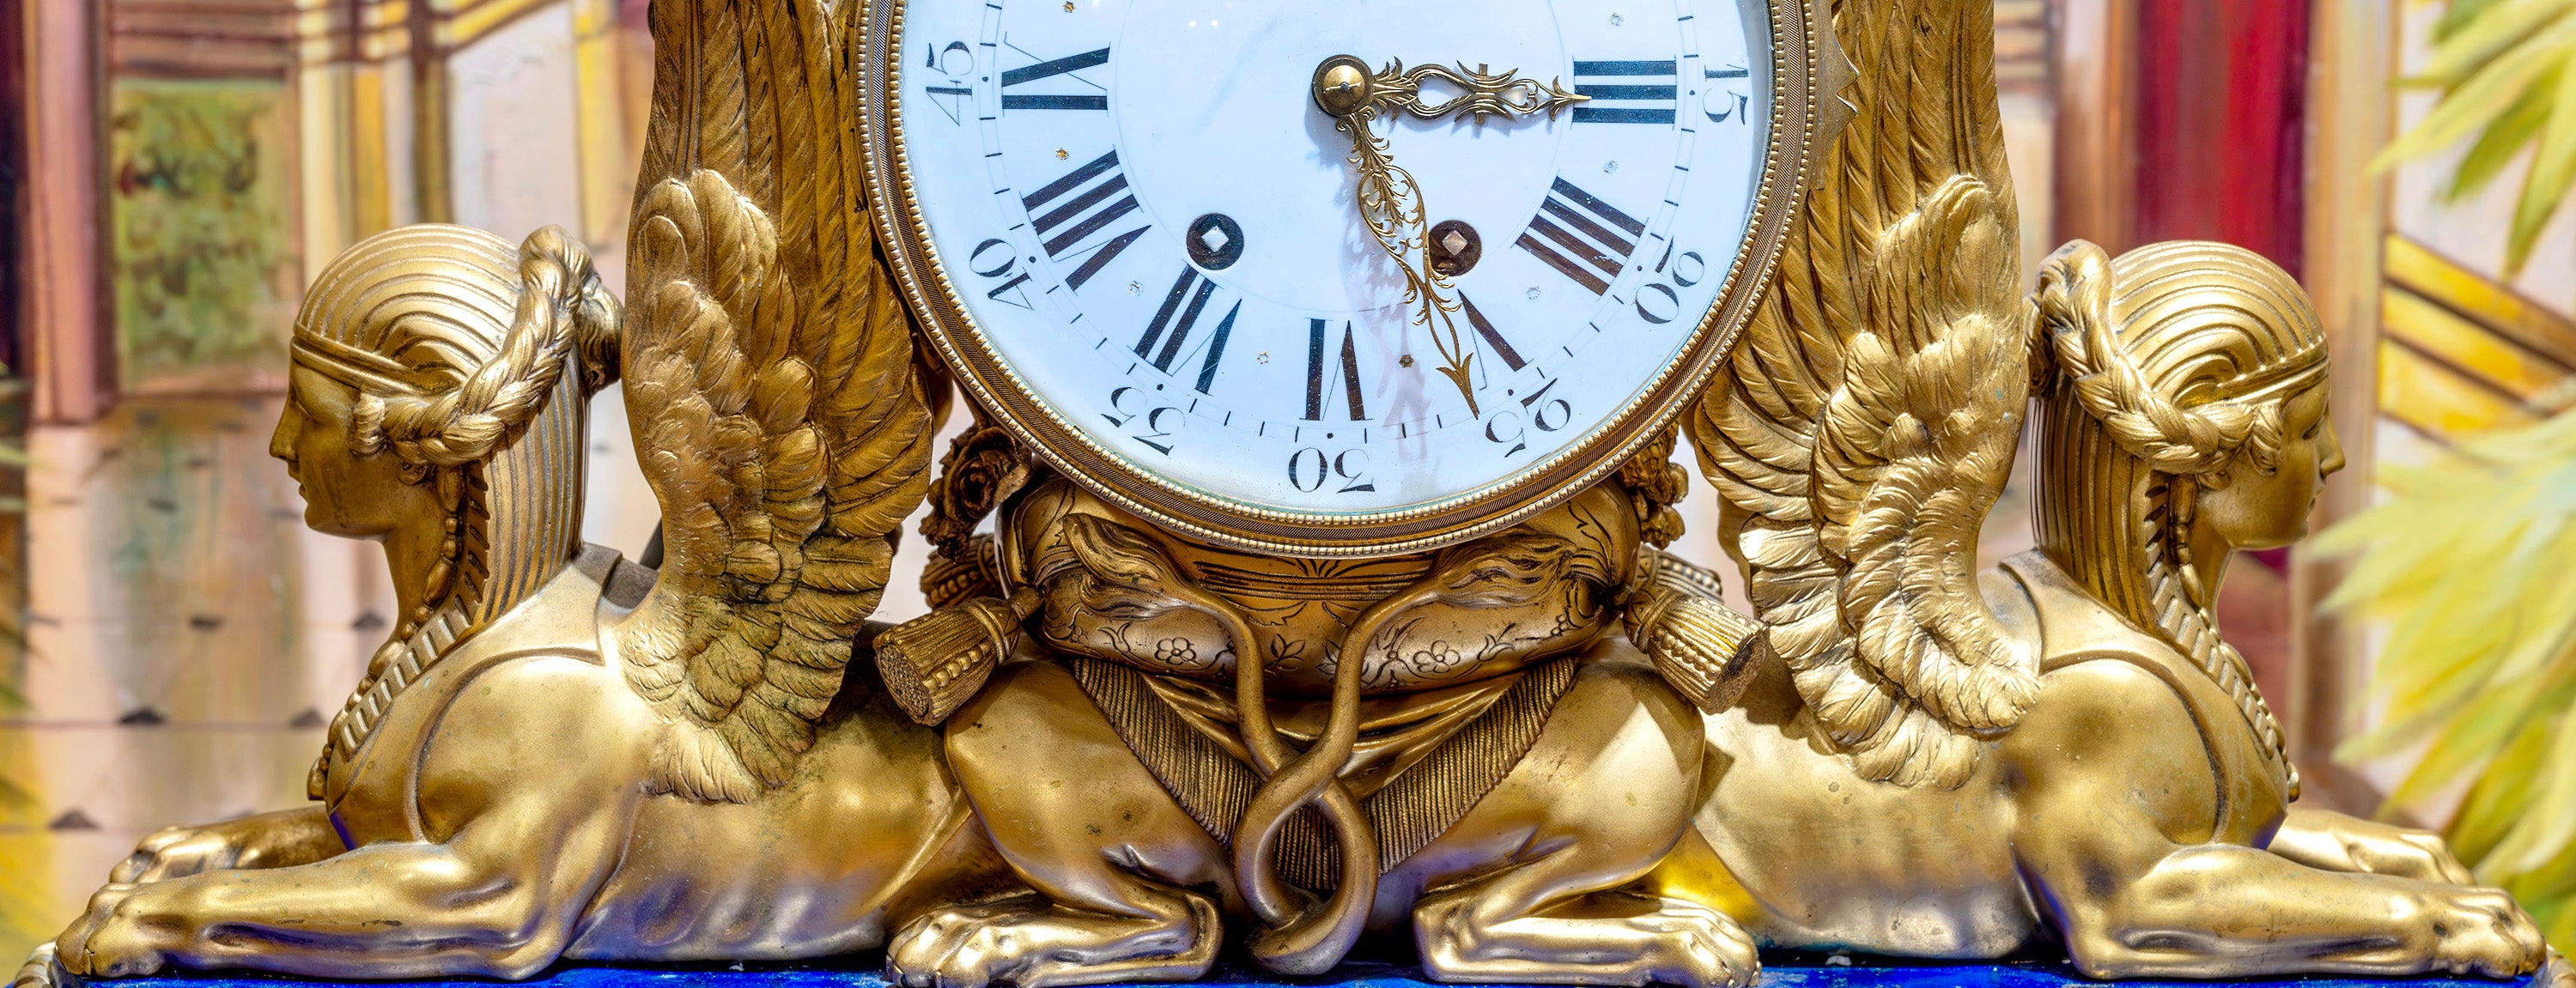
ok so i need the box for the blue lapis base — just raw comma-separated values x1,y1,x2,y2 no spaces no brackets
114,955,2539,988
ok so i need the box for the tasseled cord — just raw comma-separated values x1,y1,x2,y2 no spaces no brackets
1623,547,1767,713
873,585,1037,727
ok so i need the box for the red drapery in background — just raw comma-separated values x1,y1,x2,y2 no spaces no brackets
2111,0,2314,709
2130,0,2312,277
0,0,26,378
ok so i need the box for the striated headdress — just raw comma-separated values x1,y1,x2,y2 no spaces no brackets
290,224,620,797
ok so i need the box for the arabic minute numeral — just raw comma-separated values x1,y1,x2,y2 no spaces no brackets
1634,242,1708,325
1103,386,1178,455
1524,379,1573,432
922,40,975,125
966,238,1036,310
1484,379,1572,458
1705,64,1752,124
1287,447,1374,494
1331,449,1375,493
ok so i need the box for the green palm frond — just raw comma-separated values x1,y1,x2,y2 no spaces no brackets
2318,408,2576,951
2378,0,2576,276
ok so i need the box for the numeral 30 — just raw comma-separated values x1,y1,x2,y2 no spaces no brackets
1287,447,1374,494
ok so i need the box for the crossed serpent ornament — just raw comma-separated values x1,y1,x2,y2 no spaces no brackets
15,1,2572,987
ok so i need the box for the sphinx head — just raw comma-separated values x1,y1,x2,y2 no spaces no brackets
2031,239,2342,620
273,224,619,624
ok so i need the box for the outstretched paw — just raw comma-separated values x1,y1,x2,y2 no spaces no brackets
2424,887,2547,979
111,824,243,884
2541,947,2573,988
889,894,1216,988
1632,899,1761,988
1418,894,1759,988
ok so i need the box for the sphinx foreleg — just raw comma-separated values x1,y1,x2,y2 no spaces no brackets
2263,806,2476,884
52,656,641,983
109,807,345,885
52,792,629,982
2009,664,2547,980
891,659,1228,988
1408,655,1754,988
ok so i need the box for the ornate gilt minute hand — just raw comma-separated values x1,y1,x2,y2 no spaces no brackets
1311,56,1586,417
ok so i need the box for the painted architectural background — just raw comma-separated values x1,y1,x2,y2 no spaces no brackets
2,0,2569,962
0,0,668,953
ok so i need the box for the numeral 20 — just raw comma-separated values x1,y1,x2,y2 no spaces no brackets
1634,245,1707,325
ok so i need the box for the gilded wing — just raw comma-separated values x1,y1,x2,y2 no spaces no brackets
617,0,936,801
1683,0,2032,787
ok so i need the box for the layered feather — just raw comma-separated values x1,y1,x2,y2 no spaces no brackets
1684,0,2034,787
620,0,934,802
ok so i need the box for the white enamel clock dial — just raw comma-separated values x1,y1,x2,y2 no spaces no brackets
869,0,1822,555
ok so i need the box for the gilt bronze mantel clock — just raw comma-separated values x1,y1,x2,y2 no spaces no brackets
14,1,2570,987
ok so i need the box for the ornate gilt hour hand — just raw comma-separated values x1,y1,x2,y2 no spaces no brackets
1311,55,1586,417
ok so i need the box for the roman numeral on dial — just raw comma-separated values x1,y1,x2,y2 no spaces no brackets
1135,269,1241,394
1571,60,1678,124
1001,46,1109,111
1023,150,1149,291
1516,178,1648,296
1305,319,1367,421
1459,294,1528,372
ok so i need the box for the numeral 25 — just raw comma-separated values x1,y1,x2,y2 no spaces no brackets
1485,379,1573,458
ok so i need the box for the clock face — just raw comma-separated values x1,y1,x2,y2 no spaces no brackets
867,0,1822,555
